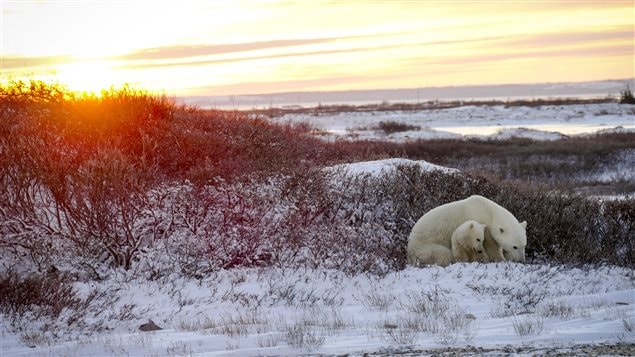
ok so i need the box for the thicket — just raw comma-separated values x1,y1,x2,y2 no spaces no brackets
375,120,421,135
326,133,635,193
620,85,635,104
1,80,633,286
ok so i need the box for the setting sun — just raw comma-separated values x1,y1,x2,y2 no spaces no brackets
1,0,633,96
52,60,122,94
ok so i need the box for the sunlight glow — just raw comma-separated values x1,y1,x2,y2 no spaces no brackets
53,60,122,94
2,1,633,96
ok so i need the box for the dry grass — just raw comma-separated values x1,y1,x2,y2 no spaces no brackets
539,301,575,319
283,321,326,350
511,315,545,336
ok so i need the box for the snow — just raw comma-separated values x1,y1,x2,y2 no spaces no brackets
487,128,566,141
1,264,632,356
272,102,635,141
328,158,458,176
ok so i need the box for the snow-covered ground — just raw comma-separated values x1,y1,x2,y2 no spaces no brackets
271,102,635,141
2,264,633,356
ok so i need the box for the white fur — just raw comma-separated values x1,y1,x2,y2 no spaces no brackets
407,195,527,266
407,242,453,267
483,233,505,262
451,220,488,263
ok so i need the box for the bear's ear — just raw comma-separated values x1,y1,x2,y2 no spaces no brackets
520,221,527,229
469,222,474,229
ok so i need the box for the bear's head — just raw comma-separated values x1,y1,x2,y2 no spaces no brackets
464,221,487,258
486,220,527,262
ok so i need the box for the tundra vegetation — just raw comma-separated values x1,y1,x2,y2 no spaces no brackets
0,81,633,353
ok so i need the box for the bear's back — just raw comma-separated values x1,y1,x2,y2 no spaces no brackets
408,199,471,246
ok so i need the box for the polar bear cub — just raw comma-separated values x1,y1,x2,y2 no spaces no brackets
408,244,453,267
451,220,488,263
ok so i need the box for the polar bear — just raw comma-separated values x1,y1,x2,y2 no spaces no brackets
407,195,527,266
406,242,453,267
483,232,506,262
451,220,488,263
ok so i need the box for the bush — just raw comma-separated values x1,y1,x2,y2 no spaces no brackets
511,315,544,336
0,80,336,275
375,121,420,135
620,85,635,104
0,271,79,325
0,81,172,272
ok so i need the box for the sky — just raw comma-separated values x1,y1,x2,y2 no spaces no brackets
1,0,633,96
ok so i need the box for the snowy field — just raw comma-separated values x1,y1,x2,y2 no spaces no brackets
2,264,634,356
271,102,635,141
2,102,634,356
1,157,634,356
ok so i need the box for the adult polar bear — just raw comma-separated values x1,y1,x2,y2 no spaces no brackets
407,195,527,266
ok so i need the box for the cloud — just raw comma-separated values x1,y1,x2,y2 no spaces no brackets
118,37,345,61
408,27,633,67
2,55,72,70
115,43,403,70
114,32,512,71
499,26,634,49
419,44,633,67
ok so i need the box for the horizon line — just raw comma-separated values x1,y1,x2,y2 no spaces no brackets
180,77,635,99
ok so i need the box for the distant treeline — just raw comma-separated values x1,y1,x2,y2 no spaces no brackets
242,97,616,118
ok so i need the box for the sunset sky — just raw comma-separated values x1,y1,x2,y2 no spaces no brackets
1,1,633,96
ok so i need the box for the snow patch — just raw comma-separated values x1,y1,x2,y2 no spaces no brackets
487,127,567,141
273,102,635,141
328,158,458,176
